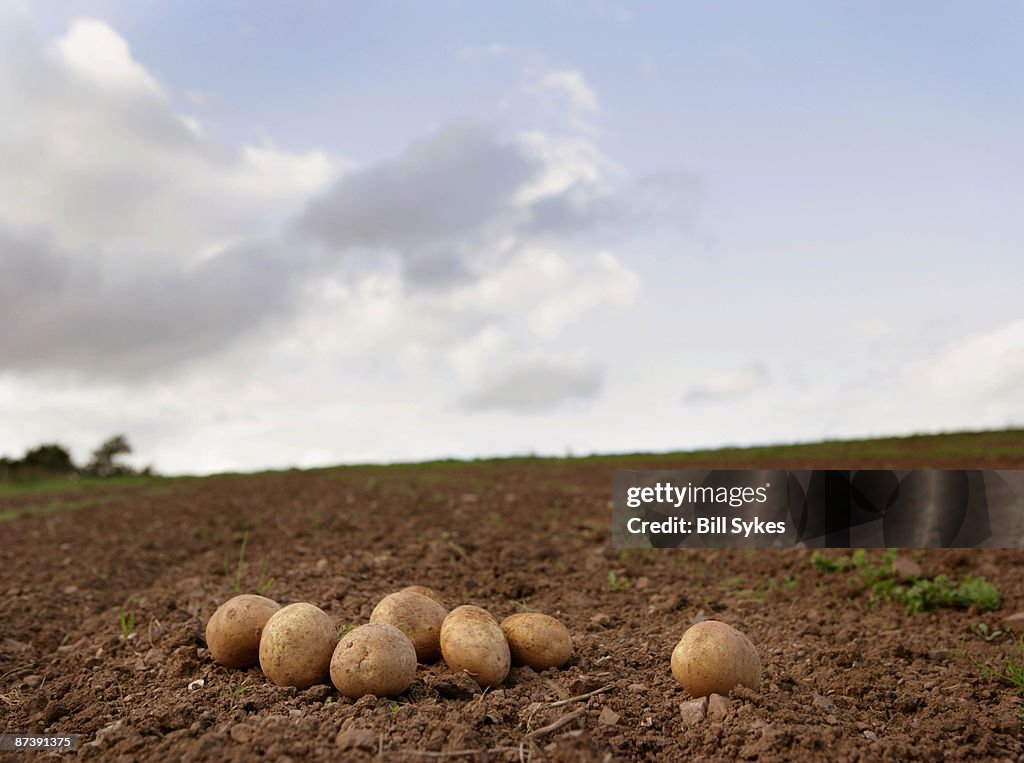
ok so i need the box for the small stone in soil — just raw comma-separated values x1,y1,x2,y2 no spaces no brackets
598,707,620,726
707,694,730,721
680,696,708,725
892,556,923,580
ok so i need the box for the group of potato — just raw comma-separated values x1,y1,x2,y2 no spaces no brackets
204,587,574,698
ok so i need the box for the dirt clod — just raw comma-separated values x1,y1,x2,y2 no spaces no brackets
335,727,377,751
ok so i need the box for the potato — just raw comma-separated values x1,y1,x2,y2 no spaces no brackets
330,623,417,698
500,613,573,670
258,602,337,688
205,594,281,669
440,605,510,689
370,591,448,662
401,585,446,607
671,620,761,697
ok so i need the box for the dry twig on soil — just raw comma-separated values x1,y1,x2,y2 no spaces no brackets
526,707,586,739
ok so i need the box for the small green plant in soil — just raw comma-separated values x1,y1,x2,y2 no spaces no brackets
607,570,629,591
973,622,1005,642
810,550,1000,614
118,606,136,638
254,558,276,595
338,624,357,638
980,635,1024,696
227,680,250,709
224,529,275,594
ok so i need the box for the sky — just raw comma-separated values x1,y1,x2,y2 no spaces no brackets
1,0,1022,474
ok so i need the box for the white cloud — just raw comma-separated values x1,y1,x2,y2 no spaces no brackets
926,320,1024,399
53,18,161,93
0,10,716,471
0,14,339,259
538,69,599,114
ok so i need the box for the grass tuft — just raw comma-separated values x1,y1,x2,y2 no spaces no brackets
118,605,136,638
980,636,1024,694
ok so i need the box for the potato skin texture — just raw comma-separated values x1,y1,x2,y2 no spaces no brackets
258,603,337,688
401,585,446,608
205,594,280,669
330,623,417,698
671,620,762,697
440,605,510,689
500,613,573,670
370,591,448,662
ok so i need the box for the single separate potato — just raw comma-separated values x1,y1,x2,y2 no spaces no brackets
500,613,573,670
671,620,762,697
370,591,448,662
401,585,446,607
440,605,510,689
258,602,337,688
205,594,281,669
330,623,417,698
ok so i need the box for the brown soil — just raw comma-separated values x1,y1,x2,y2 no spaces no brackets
3,455,1024,762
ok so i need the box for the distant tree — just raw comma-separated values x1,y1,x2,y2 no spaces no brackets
85,434,136,478
20,444,76,474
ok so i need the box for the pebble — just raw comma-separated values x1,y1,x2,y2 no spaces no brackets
315,558,328,572
892,556,923,580
679,697,708,725
21,674,44,689
707,694,730,721
93,720,127,747
926,649,949,661
598,707,621,726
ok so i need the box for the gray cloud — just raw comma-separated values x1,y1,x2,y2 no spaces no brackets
295,121,703,288
0,231,296,375
1,115,693,377
1,7,696,380
295,121,537,284
458,360,603,412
